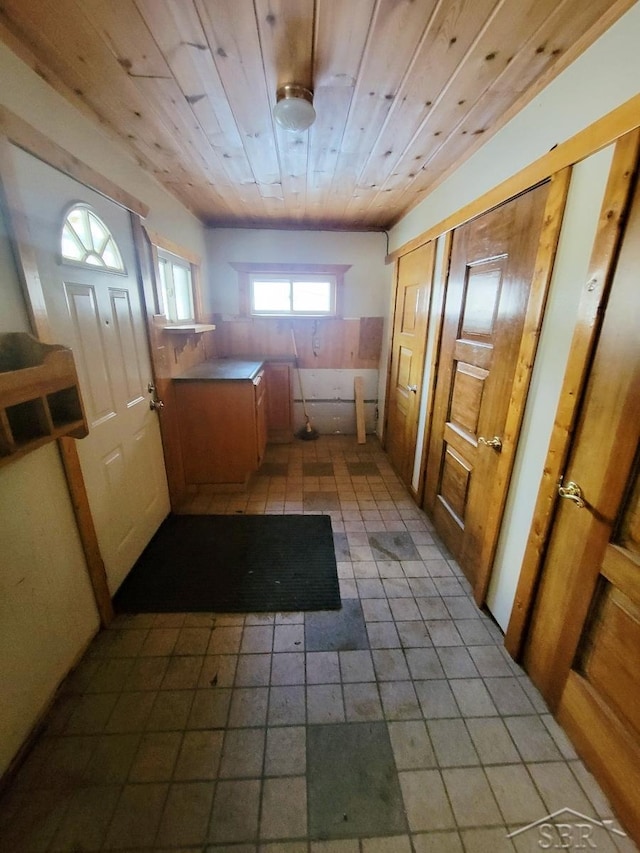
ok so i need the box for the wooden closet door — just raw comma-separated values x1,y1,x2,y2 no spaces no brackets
385,242,434,488
424,182,551,593
524,173,640,842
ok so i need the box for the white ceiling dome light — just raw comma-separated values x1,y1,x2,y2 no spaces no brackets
273,84,316,132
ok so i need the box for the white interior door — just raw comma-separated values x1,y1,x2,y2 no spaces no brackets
12,147,170,594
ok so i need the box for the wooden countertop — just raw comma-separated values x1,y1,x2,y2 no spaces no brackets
173,359,264,382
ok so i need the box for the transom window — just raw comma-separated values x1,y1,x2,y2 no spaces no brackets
61,204,125,272
157,250,195,323
250,274,336,317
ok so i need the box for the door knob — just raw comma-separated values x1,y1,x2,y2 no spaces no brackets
558,480,585,508
150,398,164,411
406,384,418,393
478,435,502,450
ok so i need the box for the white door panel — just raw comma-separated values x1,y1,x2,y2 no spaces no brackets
65,282,117,426
110,288,145,406
12,147,170,594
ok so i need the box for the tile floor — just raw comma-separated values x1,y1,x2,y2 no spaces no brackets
0,436,635,852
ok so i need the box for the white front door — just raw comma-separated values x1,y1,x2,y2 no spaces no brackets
12,147,170,593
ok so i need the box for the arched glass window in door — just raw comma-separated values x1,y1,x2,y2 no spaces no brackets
61,204,125,272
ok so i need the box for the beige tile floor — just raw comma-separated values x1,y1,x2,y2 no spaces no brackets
0,436,635,852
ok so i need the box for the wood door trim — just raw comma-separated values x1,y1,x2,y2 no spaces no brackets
387,92,640,264
0,136,52,341
413,232,452,504
0,106,148,218
557,671,640,842
382,257,402,445
0,134,113,626
472,167,571,606
57,437,114,625
505,129,640,658
131,215,187,509
143,226,201,267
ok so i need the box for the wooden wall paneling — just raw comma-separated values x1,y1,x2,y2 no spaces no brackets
0,135,113,626
354,0,497,198
415,0,633,202
87,0,216,198
365,0,568,219
213,316,383,370
358,317,384,362
472,167,571,607
195,0,281,188
79,0,245,210
133,0,262,214
254,0,314,223
0,0,217,196
382,0,638,227
388,92,640,258
308,0,373,220
328,0,440,222
1,0,636,229
504,128,640,658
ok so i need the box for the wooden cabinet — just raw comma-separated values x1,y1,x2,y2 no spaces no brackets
264,360,293,443
174,366,266,485
0,332,88,469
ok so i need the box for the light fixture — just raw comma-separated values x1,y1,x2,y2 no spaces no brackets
273,84,316,132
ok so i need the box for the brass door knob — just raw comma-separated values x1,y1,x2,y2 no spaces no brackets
478,435,502,450
558,480,585,508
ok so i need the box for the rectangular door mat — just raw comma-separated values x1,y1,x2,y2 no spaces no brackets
114,514,341,613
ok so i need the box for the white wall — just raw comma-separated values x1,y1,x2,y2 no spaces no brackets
0,200,99,777
0,43,209,777
206,228,389,318
390,1,640,253
206,228,392,434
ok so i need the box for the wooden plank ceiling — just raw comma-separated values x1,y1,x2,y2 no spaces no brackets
0,0,634,230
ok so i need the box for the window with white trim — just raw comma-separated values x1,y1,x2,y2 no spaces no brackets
61,204,125,272
249,273,336,317
157,250,195,323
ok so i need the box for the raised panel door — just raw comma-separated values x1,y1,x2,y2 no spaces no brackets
524,174,640,841
424,183,550,591
11,148,170,594
385,242,434,488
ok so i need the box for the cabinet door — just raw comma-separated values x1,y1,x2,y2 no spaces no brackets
265,362,292,442
176,381,256,484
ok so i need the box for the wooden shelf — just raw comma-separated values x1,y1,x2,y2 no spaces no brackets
162,323,216,334
0,333,88,469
